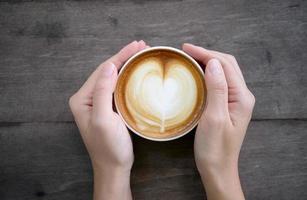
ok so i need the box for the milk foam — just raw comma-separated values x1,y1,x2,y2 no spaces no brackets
125,58,197,133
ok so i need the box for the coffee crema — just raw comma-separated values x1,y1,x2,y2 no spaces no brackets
115,48,206,140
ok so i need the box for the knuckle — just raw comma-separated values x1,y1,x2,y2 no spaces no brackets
225,54,237,62
211,80,227,94
249,92,256,106
94,82,112,97
95,79,106,89
68,94,78,112
95,77,112,90
241,91,256,112
225,54,238,63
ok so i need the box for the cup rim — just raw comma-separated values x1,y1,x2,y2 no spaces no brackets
115,46,205,142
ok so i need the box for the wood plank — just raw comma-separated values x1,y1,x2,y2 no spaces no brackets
0,0,306,122
0,120,306,200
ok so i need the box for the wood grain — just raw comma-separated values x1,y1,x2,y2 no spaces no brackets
0,0,306,121
0,1,306,199
0,120,306,200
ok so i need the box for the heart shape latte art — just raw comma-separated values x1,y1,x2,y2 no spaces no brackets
125,58,198,133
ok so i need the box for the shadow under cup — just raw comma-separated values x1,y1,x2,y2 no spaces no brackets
114,46,206,141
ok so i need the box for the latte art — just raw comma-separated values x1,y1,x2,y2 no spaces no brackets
125,58,197,133
115,48,206,140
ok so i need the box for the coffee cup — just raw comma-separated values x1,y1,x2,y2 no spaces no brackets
114,46,206,141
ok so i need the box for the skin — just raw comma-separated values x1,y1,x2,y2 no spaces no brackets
69,41,255,200
183,43,255,200
69,40,148,200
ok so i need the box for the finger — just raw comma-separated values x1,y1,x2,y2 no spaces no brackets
78,40,147,97
203,59,229,120
138,40,146,50
109,40,146,68
205,49,244,81
92,62,117,120
182,43,246,90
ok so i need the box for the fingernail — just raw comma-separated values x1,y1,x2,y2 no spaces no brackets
208,59,222,75
101,62,115,77
138,40,146,49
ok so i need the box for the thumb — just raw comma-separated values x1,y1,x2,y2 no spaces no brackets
203,59,228,118
92,62,117,120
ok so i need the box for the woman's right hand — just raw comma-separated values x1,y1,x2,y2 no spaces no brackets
69,41,148,200
183,43,255,200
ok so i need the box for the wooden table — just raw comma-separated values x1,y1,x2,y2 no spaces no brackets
0,0,306,199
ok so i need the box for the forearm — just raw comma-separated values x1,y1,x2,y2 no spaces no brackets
199,164,245,200
93,168,132,200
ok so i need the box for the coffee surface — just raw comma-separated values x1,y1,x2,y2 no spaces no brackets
115,50,205,139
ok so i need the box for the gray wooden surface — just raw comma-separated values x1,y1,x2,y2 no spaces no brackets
0,0,306,199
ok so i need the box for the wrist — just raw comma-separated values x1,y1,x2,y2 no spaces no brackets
93,162,132,176
196,153,239,176
93,166,132,200
199,163,239,183
198,162,245,200
198,158,239,177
